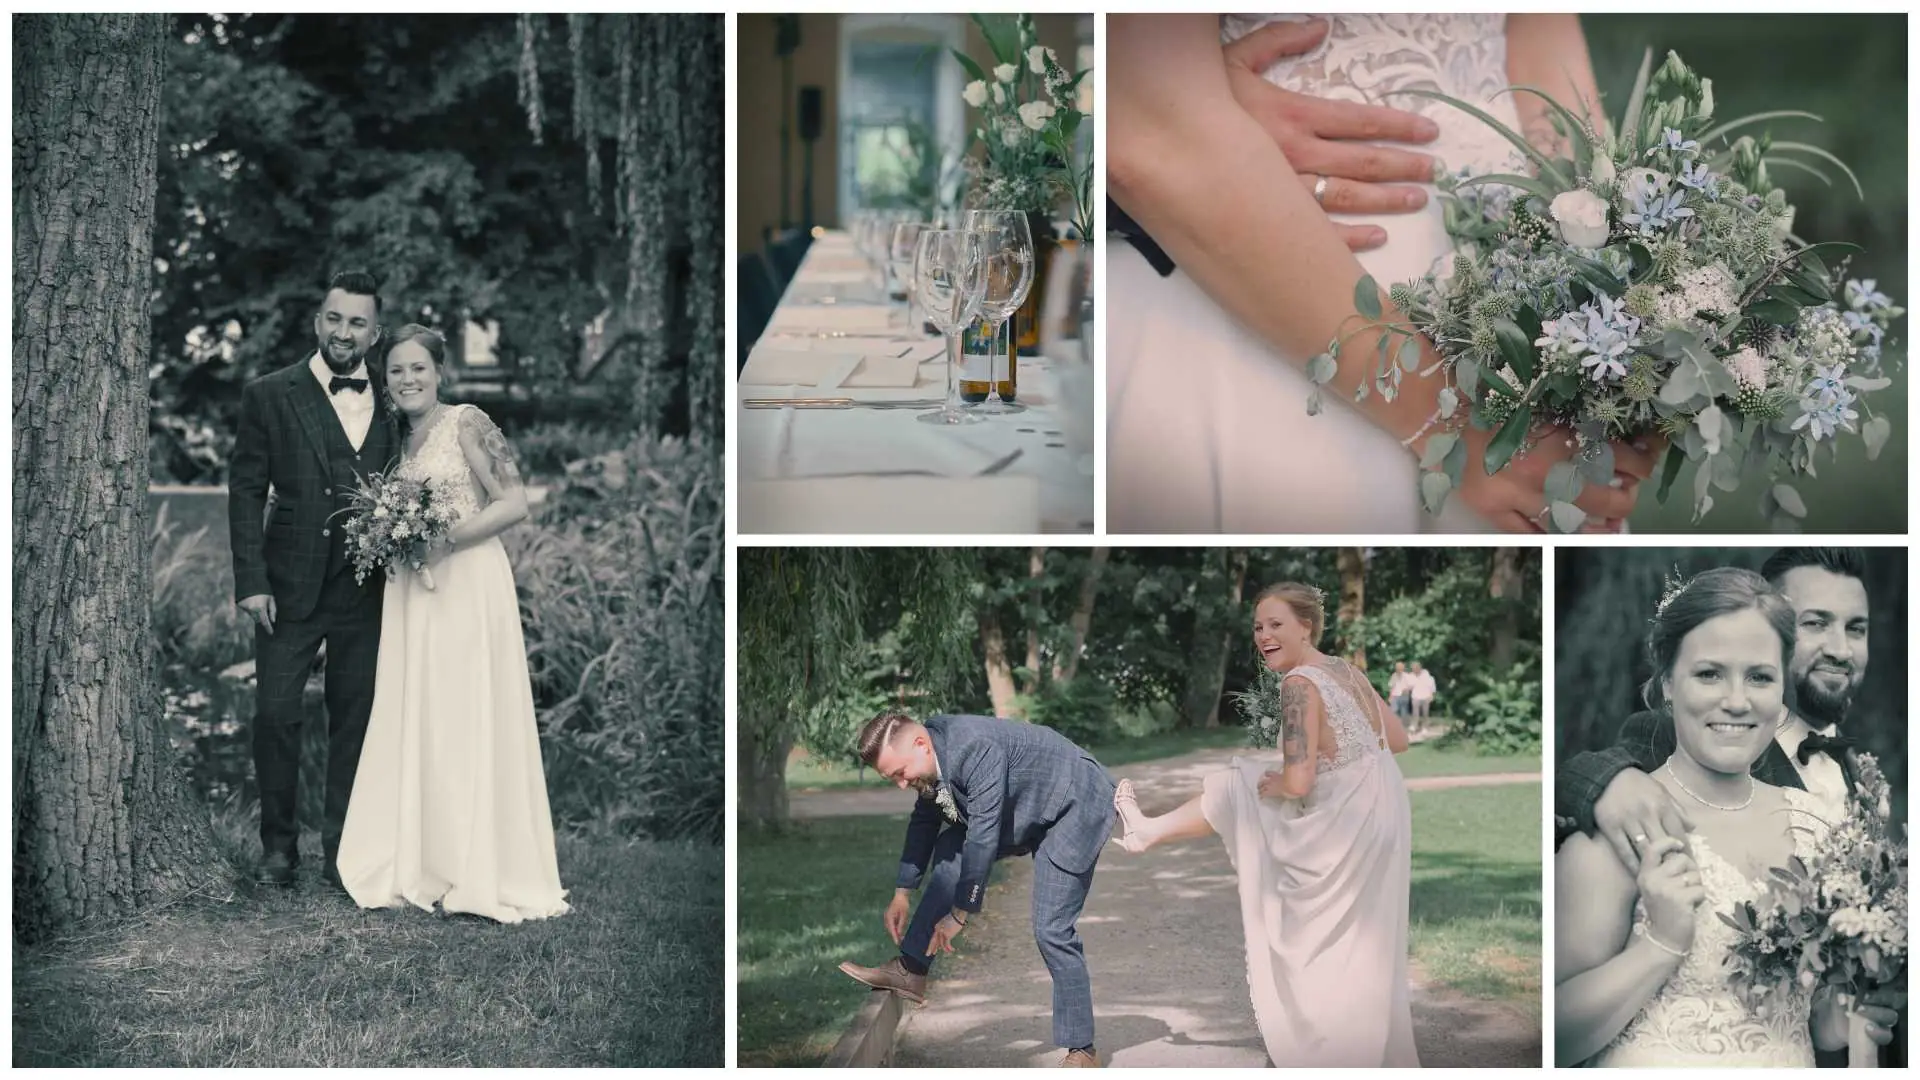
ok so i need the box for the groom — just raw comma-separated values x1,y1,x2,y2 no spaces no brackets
228,270,399,889
838,712,1116,1068
1557,546,1903,1064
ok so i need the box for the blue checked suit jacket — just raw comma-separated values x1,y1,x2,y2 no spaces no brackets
895,715,1116,913
228,357,400,622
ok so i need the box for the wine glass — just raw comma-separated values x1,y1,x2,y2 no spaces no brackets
888,220,932,329
963,210,1035,415
913,229,988,427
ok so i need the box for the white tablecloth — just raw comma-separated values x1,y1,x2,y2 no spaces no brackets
738,231,1094,535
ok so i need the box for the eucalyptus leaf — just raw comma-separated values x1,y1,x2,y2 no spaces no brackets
1456,358,1481,398
1398,337,1422,373
1419,432,1459,471
1442,435,1467,486
1549,501,1588,534
1772,483,1808,519
1305,389,1324,417
1420,470,1453,516
1578,441,1616,486
1863,415,1892,460
1306,352,1339,385
1696,404,1725,456
1845,375,1892,392
1659,364,1702,406
1354,275,1383,320
1437,386,1460,420
1545,460,1584,503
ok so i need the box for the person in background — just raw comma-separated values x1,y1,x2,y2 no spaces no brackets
1387,661,1413,719
1410,663,1437,732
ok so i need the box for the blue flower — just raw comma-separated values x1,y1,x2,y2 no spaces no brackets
1623,179,1694,236
1676,161,1719,198
1803,362,1849,404
1791,381,1859,441
1647,128,1701,158
1846,278,1893,313
1561,293,1644,383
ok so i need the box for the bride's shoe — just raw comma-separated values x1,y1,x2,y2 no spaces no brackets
1112,779,1152,853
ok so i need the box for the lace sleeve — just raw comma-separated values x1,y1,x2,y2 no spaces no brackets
456,405,524,495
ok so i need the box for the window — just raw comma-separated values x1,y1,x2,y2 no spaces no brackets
837,15,966,221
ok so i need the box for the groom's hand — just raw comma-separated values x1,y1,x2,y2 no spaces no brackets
1594,767,1693,874
884,889,911,945
238,593,277,636
1224,18,1441,252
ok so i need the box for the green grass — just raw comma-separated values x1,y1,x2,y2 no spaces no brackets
1408,783,1543,1015
13,830,723,1066
1396,740,1540,780
737,816,985,1067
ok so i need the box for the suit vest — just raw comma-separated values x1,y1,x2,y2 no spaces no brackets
319,406,394,582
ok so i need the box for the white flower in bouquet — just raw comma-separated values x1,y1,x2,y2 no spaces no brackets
1549,189,1610,248
1726,346,1769,392
993,62,1018,84
392,521,411,540
962,79,987,108
1027,45,1054,74
1590,151,1616,188
991,82,1005,106
1017,99,1056,131
1001,124,1024,148
373,504,390,518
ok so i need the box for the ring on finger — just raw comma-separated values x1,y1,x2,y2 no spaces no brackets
1312,174,1330,206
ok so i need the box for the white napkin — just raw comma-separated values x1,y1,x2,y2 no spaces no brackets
768,304,893,331
806,254,870,275
739,476,1041,535
740,349,923,388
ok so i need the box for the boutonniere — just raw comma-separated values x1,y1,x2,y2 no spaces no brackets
933,781,961,824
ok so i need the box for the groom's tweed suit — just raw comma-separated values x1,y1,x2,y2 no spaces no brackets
895,715,1117,1050
229,357,399,869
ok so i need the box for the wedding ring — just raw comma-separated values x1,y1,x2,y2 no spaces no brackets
1632,833,1648,846
1312,175,1330,205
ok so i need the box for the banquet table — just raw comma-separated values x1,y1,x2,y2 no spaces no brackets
737,230,1094,535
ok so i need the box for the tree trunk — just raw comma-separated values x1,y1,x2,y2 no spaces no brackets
1182,548,1249,728
1024,547,1045,689
979,606,1020,718
1336,547,1367,667
737,713,793,828
1488,547,1525,672
1055,547,1108,683
13,14,223,939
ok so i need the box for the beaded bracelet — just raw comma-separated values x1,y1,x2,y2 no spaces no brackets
1637,922,1688,957
1400,409,1445,450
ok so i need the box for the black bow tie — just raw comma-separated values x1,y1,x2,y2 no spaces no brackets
1796,730,1856,765
329,375,369,395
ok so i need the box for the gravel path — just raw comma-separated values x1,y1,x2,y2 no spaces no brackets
863,746,1542,1068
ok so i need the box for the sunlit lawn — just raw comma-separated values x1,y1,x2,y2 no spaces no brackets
1409,783,1543,1015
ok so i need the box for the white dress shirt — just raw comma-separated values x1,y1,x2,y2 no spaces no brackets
309,351,374,450
1774,715,1850,822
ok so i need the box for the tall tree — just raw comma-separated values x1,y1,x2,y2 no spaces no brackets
1487,547,1527,671
1336,547,1368,666
1180,548,1250,728
1054,547,1109,683
13,13,224,938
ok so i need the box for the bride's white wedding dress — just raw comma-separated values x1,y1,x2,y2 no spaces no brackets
1108,14,1520,533
1201,659,1418,1066
338,404,569,924
1591,787,1827,1067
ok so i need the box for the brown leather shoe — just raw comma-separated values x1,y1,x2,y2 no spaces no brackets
836,956,927,1004
1058,1048,1102,1067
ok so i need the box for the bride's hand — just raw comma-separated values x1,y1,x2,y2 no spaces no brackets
1450,424,1663,533
1223,19,1440,253
1811,988,1899,1054
1636,837,1704,954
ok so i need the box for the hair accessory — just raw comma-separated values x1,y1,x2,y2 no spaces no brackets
1654,566,1690,618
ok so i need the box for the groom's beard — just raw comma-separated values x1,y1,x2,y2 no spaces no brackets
1794,662,1859,730
909,777,939,798
321,338,367,375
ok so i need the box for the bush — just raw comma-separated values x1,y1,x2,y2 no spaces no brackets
1011,675,1116,750
1453,666,1543,756
151,503,250,670
510,435,724,842
510,420,636,483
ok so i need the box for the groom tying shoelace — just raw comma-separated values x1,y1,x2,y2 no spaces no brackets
838,712,1117,1069
1557,546,1903,1066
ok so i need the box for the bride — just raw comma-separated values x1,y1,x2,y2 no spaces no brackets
1555,568,1859,1066
1111,582,1418,1066
1106,15,1661,534
336,325,570,924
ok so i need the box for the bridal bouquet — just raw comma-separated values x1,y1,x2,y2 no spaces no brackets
1722,753,1907,1064
1318,50,1903,531
338,472,461,590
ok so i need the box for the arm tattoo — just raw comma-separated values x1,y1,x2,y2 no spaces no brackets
461,407,524,490
1522,111,1569,159
1280,677,1310,769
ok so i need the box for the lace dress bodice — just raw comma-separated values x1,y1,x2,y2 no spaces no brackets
1286,661,1389,776
1221,15,1525,186
395,404,487,523
1594,788,1829,1067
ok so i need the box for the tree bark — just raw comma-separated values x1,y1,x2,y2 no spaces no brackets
1488,547,1525,672
979,607,1020,718
1182,548,1249,729
13,14,223,939
738,713,793,828
1336,547,1367,668
1055,547,1108,683
1024,547,1045,689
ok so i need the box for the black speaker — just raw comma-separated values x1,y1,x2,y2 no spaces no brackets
799,86,823,141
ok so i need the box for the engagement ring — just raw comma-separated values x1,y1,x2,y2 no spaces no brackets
1312,175,1329,205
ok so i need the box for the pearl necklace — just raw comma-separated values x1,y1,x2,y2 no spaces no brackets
1660,763,1754,812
